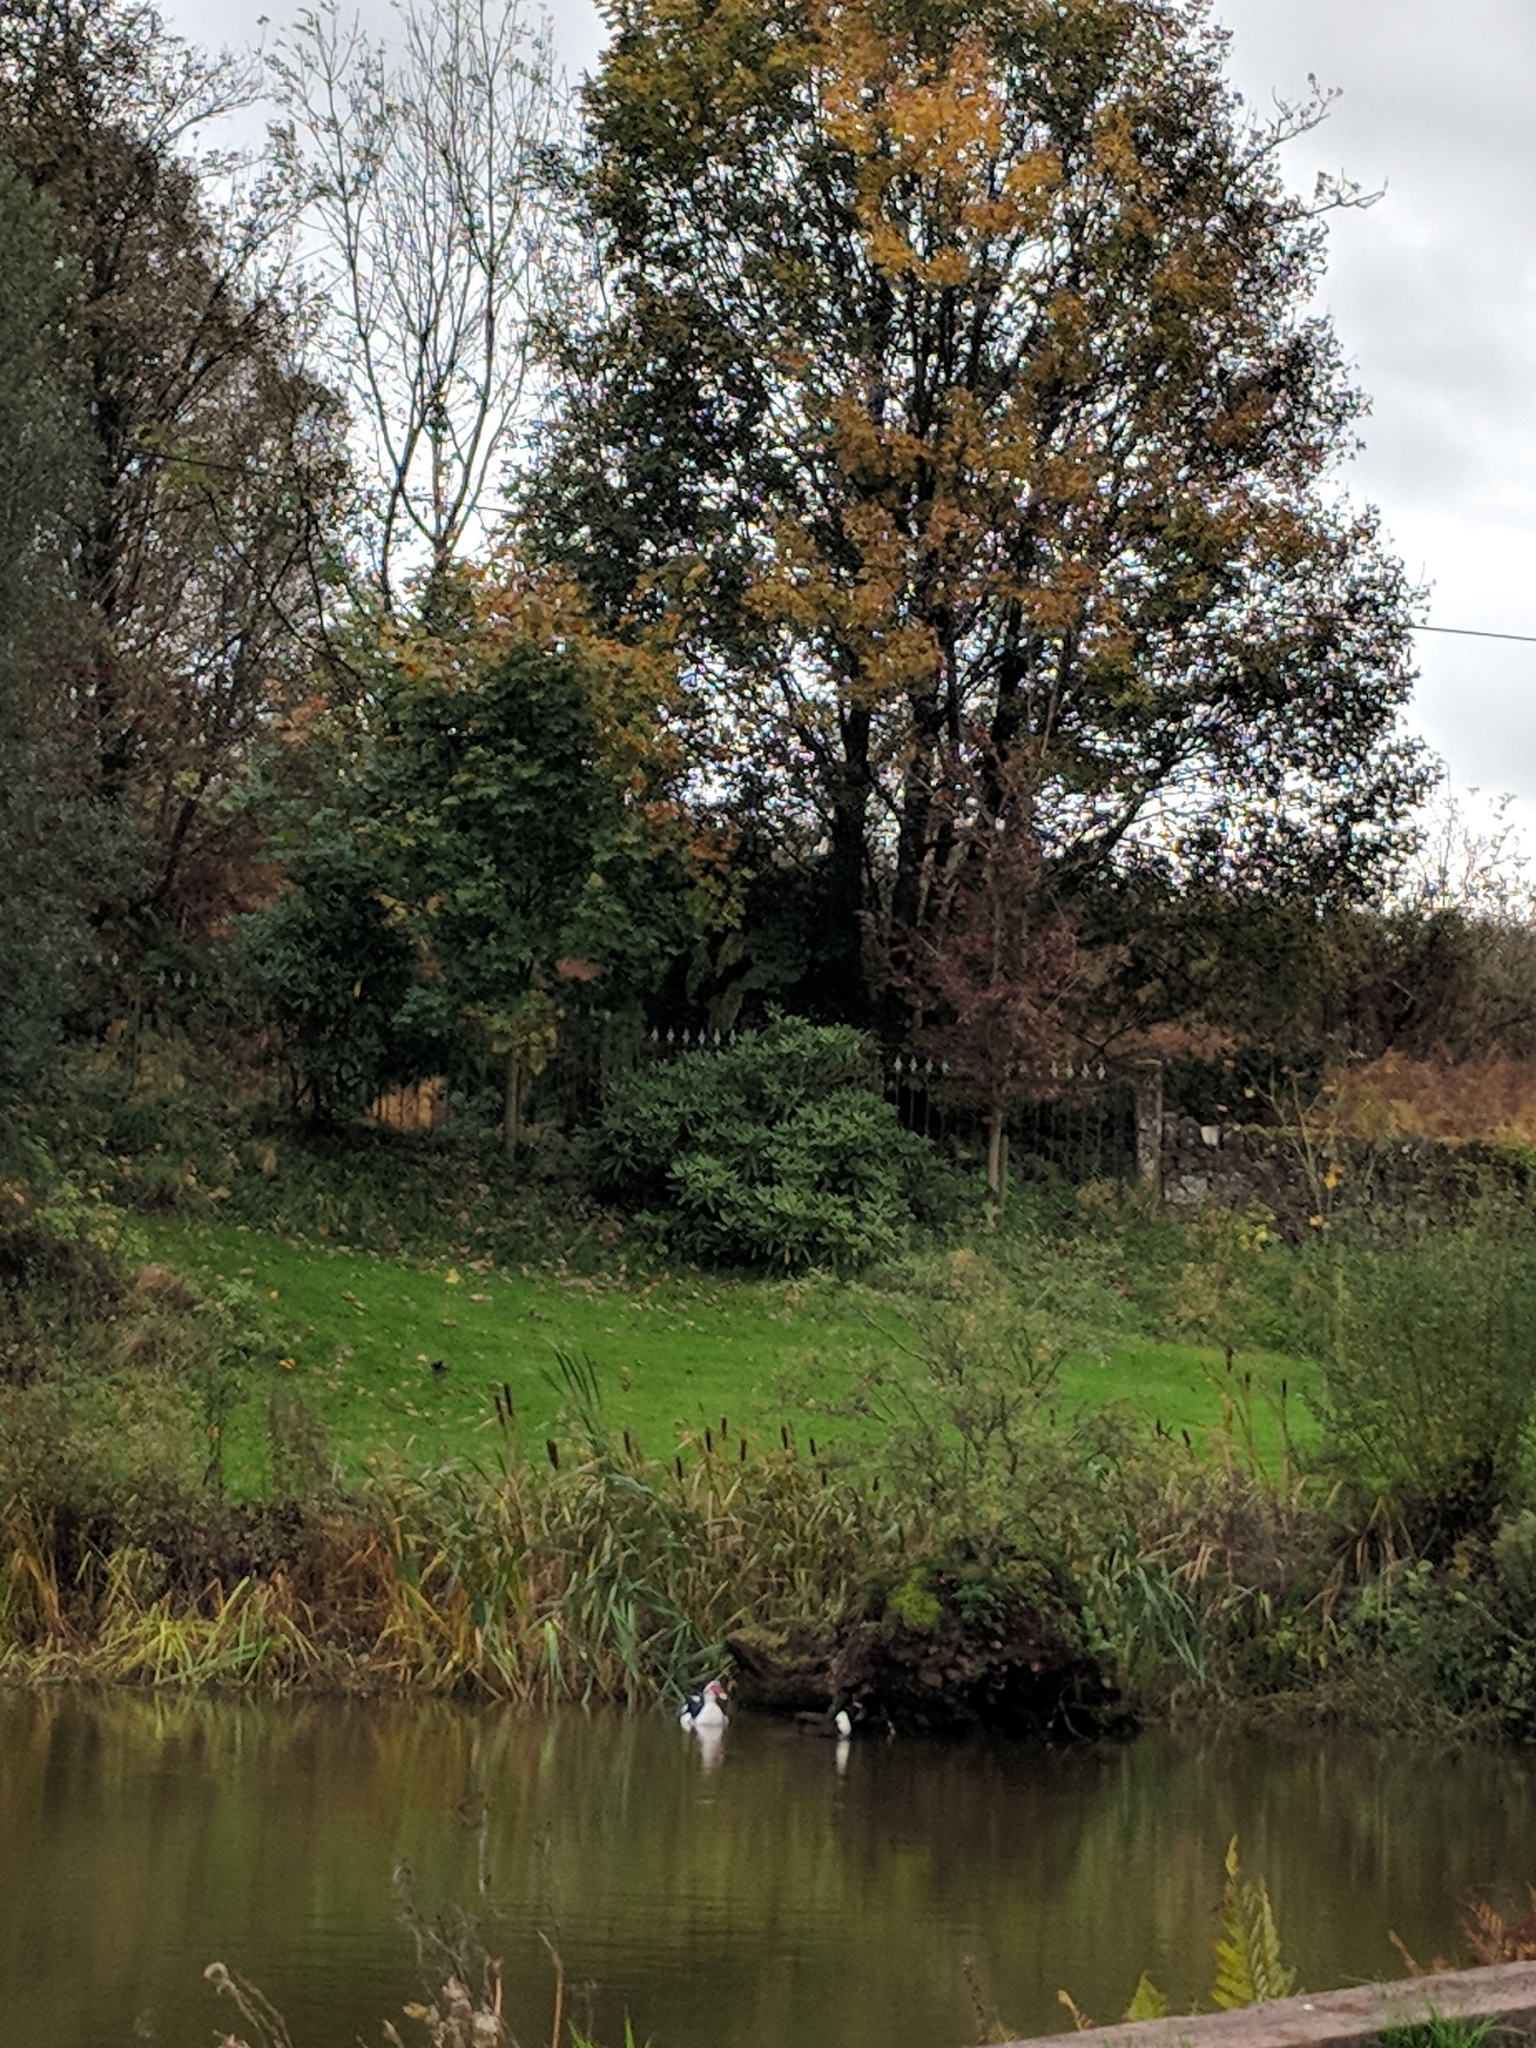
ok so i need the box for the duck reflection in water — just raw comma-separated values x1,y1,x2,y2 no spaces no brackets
687,1722,726,1772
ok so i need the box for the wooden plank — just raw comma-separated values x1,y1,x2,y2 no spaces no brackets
990,1961,1536,2048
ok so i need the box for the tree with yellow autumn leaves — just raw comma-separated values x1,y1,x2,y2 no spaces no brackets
539,0,1428,1026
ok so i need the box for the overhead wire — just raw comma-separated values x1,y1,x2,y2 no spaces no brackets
1412,624,1536,646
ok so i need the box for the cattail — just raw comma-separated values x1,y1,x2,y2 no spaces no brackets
545,1438,560,1470
809,1436,817,1458
780,1424,790,1452
623,1428,634,1460
705,1427,713,1454
739,1435,747,1462
720,1415,729,1438
675,1456,684,1482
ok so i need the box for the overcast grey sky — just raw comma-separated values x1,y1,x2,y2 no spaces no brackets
168,0,1536,819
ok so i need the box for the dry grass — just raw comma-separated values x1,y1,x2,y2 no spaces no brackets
1320,1051,1536,1148
0,1430,886,1704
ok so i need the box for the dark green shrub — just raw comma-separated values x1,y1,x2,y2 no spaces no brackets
0,1160,137,1337
589,1015,943,1269
1319,1551,1536,1741
239,842,444,1124
1317,1226,1536,1553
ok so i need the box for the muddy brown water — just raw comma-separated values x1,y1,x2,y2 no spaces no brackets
1,1691,1533,2048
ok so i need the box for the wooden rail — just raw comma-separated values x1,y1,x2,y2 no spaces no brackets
990,1962,1536,2048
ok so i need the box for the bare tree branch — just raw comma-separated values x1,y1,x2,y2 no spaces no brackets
268,0,570,612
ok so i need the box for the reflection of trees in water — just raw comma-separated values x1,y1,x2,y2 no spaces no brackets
3,1697,1536,2048
1050,1734,1536,2020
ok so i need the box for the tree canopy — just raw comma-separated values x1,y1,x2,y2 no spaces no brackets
0,157,119,1086
268,0,569,610
0,0,346,933
246,571,699,1138
0,0,1469,1156
538,0,1428,1019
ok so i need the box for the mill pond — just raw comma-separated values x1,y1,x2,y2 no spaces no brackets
4,1692,1534,2048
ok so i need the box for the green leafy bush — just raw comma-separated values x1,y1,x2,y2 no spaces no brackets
1316,1225,1536,1553
589,1016,942,1269
239,841,443,1124
0,1149,261,1557
848,1247,1111,1564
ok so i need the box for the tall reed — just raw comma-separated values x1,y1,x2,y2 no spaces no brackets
0,1420,888,1703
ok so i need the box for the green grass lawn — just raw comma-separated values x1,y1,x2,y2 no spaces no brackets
144,1218,1320,1499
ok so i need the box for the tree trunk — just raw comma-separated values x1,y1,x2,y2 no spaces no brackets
1133,1061,1163,1198
823,698,874,1020
986,1108,1010,1203
503,1049,522,1154
889,678,949,939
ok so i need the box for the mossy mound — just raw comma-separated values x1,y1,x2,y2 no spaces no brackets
832,1571,1125,1739
729,1573,1128,1740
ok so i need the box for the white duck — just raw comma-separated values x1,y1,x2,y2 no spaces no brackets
679,1679,729,1731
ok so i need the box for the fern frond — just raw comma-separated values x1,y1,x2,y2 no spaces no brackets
1464,1899,1507,1966
1211,1835,1298,2010
1246,1886,1297,2004
1125,1974,1171,2021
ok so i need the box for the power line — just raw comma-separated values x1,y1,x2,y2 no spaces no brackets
1413,623,1536,646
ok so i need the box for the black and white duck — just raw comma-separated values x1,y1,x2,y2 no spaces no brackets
679,1679,729,1731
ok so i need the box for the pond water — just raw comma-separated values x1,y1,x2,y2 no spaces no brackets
2,1690,1534,2048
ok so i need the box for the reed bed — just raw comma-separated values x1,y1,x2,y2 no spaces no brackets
0,1428,893,1704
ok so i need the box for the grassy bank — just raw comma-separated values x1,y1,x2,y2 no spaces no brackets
137,1216,1316,1495
7,1107,1536,1740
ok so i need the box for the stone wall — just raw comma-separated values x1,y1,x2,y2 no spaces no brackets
1161,1118,1303,1221
1159,1116,1536,1238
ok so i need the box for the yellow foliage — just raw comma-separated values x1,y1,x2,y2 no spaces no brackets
1059,1836,1296,2030
1211,1836,1297,2009
1125,1973,1170,2021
